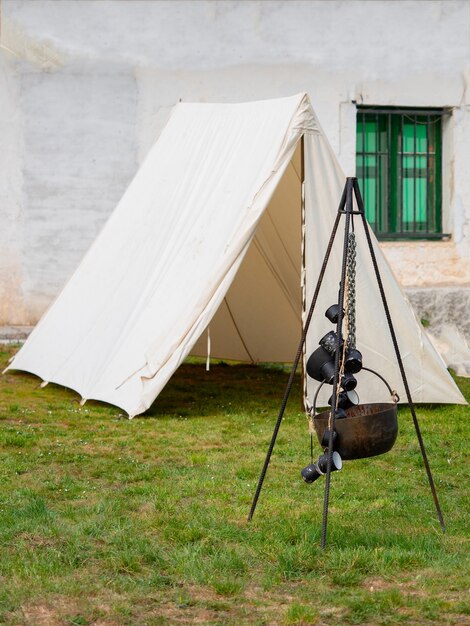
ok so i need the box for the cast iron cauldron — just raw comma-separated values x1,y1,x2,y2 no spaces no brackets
314,402,398,460
311,368,399,460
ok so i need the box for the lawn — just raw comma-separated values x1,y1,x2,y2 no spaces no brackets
0,344,469,625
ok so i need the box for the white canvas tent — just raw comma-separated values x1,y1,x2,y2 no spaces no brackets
6,93,466,416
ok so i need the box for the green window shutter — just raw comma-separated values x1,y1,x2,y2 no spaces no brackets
356,108,443,240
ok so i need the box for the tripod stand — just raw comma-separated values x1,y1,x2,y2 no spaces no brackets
247,177,445,549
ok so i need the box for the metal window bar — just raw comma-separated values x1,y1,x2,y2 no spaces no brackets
400,114,404,234
356,108,446,240
378,117,383,229
413,117,417,233
376,112,381,231
426,117,430,233
362,112,366,223
387,113,391,232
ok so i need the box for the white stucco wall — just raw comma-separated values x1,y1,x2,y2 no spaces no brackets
1,0,469,324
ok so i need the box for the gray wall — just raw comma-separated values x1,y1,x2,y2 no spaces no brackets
1,0,470,324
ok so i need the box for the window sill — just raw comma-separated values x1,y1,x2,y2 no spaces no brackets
376,233,451,242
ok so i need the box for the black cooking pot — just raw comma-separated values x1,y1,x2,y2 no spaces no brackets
311,368,399,460
314,402,398,460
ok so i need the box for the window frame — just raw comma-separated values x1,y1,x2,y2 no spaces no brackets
356,106,448,241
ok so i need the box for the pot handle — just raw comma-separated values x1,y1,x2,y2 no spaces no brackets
310,368,399,417
362,367,400,404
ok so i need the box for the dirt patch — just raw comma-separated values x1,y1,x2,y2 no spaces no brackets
150,603,230,624
361,574,428,594
20,598,81,626
18,532,63,549
137,501,155,515
362,576,398,592
21,605,61,626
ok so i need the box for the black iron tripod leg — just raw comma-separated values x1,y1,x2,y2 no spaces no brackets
352,179,446,533
320,177,353,549
247,191,347,522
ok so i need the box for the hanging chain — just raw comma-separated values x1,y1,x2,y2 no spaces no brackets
346,232,357,349
310,232,357,438
330,274,349,425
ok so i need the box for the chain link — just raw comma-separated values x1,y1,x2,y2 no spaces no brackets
346,232,356,349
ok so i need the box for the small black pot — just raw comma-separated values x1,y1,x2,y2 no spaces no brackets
306,347,335,384
319,331,343,356
344,348,363,374
320,427,338,448
328,390,360,410
325,304,342,324
341,373,357,391
301,451,343,483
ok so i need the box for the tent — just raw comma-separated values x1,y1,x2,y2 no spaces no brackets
6,93,466,416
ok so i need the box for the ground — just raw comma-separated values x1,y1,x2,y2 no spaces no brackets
0,345,469,625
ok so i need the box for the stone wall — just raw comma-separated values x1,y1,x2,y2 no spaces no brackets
405,287,470,343
1,0,469,325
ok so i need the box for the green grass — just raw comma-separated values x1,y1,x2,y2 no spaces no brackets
0,344,469,625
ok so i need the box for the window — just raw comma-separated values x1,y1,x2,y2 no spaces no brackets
356,107,445,239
